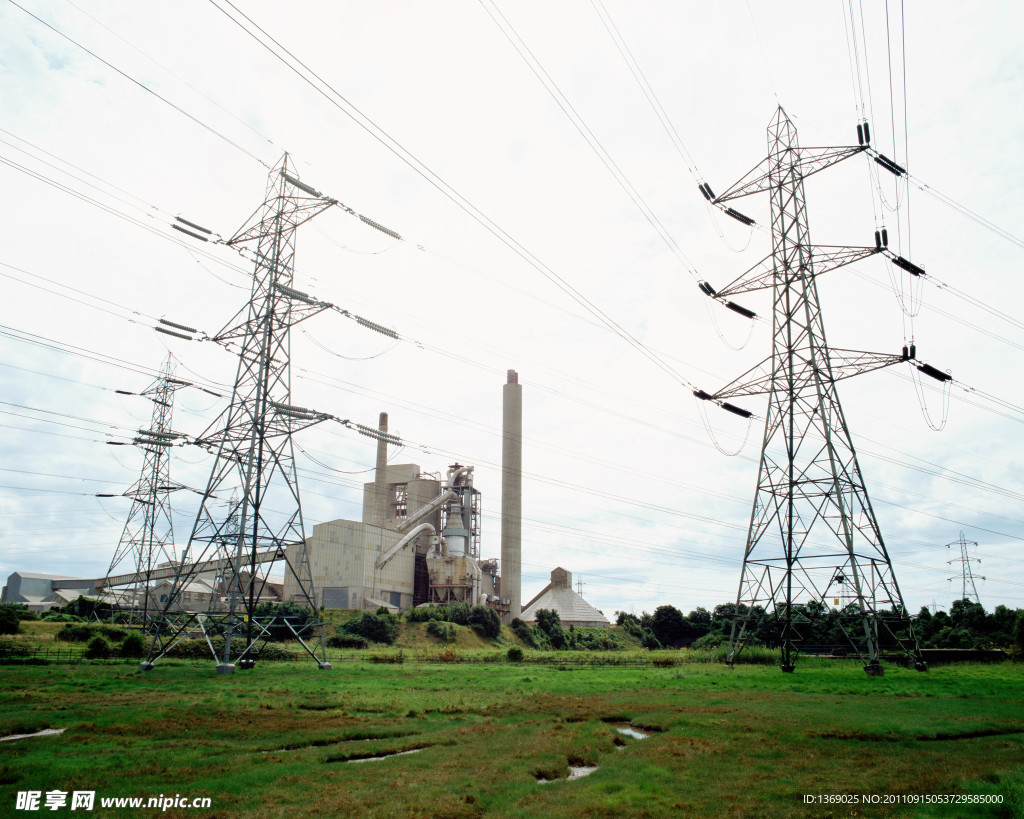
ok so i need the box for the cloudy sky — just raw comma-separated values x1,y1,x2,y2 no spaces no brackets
1,0,1022,619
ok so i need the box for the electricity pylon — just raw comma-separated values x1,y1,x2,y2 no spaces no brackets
696,107,926,675
143,155,336,672
947,532,983,606
101,354,188,624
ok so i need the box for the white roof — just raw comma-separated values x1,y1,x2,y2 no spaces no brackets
522,586,609,626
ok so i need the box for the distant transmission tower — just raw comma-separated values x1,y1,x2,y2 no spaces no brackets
143,155,336,672
696,107,930,674
947,532,983,606
101,354,188,624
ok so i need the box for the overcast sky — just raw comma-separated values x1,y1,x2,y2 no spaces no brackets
1,1,1022,619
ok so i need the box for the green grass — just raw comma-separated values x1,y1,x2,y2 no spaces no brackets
1,660,1022,817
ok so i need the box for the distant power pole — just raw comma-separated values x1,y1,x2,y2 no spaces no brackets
101,354,189,624
696,107,928,675
143,155,336,673
947,532,983,606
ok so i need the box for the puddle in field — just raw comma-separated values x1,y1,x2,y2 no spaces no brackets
615,725,650,740
536,766,598,783
0,728,65,743
346,748,424,763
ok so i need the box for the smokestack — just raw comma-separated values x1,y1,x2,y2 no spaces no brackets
501,370,522,622
372,411,389,527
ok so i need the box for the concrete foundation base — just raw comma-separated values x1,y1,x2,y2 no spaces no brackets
138,661,154,672
318,661,332,671
216,663,235,675
781,664,796,673
864,663,885,677
238,658,256,670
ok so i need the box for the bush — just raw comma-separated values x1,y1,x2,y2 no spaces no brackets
84,636,111,660
326,633,369,649
534,610,567,650
1,603,36,622
468,605,501,639
369,651,404,664
506,646,524,662
690,633,723,650
0,607,20,635
118,632,147,658
252,602,316,641
341,609,399,645
161,637,297,661
510,617,537,648
55,624,128,643
55,624,95,643
405,605,444,623
41,612,86,622
426,620,456,642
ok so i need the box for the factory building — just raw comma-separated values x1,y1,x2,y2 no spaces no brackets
6,372,524,620
522,568,610,629
283,397,518,615
1,572,97,612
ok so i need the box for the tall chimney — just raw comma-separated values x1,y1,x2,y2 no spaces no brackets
501,370,522,622
372,411,389,527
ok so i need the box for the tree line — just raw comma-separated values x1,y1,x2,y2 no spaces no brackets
617,599,1024,655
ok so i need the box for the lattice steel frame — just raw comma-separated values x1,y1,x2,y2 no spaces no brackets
710,108,925,673
143,155,335,671
103,355,188,625
947,532,983,606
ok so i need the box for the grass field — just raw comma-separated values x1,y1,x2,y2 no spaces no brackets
1,658,1022,817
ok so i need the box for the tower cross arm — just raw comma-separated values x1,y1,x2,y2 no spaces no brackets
227,198,336,246
712,146,866,204
710,246,881,300
705,348,906,402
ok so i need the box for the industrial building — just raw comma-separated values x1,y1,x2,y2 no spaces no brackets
282,370,524,617
1,572,97,612
522,568,610,629
5,371,525,622
282,415,509,614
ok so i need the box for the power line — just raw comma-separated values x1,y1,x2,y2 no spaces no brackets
7,0,271,168
204,0,698,392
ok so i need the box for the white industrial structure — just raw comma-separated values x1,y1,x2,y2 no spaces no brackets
522,568,610,629
282,402,516,615
6,372,525,620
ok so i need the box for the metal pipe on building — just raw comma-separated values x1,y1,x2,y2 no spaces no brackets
501,369,522,622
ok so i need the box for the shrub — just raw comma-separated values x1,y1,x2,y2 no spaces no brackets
41,612,86,622
468,605,501,640
1,603,36,622
341,610,399,645
369,651,404,664
84,636,111,660
55,624,127,643
55,624,95,643
405,605,444,623
426,620,456,642
690,633,723,650
118,632,147,658
534,610,568,650
0,607,20,635
510,617,537,648
326,633,369,649
506,646,524,662
252,602,316,641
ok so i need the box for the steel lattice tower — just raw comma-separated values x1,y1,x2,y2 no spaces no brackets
947,532,983,606
143,155,335,672
697,107,925,674
102,354,188,624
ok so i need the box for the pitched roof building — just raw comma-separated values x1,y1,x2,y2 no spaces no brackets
521,567,609,629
